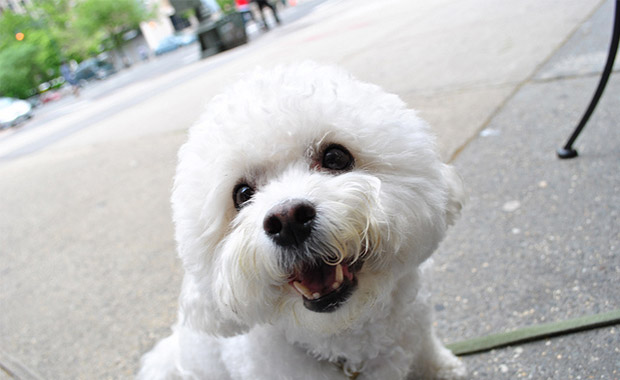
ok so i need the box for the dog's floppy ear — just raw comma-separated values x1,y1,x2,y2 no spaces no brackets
442,164,466,227
178,273,250,337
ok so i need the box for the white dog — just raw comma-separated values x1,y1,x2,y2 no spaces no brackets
138,63,466,380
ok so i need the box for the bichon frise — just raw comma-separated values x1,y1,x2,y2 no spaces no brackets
138,62,466,380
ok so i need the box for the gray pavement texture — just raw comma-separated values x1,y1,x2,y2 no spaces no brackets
435,74,620,379
0,0,618,378
434,0,620,377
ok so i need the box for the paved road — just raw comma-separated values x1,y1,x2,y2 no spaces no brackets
0,0,607,378
0,0,327,159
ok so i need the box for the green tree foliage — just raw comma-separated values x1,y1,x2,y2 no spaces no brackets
0,0,150,98
216,0,236,14
0,10,62,98
30,0,100,61
74,0,149,63
0,10,30,50
0,43,41,98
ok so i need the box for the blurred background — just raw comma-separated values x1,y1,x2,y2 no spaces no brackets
1,0,617,379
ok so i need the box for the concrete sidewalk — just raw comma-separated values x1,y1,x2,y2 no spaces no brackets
434,0,620,377
0,0,616,378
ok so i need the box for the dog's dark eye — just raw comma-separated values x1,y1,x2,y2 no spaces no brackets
233,184,255,210
322,144,354,171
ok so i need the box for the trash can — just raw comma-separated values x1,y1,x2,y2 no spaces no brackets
197,12,248,59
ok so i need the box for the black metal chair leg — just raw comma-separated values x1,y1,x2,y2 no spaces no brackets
558,0,620,159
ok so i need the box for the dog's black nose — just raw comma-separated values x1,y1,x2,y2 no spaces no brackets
263,200,316,247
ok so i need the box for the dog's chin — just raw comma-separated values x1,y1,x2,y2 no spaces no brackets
288,260,363,313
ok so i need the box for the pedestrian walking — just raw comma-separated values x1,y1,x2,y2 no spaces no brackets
60,62,79,96
252,0,281,30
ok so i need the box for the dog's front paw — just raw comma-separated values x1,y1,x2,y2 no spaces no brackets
435,359,466,380
433,349,467,380
410,345,467,380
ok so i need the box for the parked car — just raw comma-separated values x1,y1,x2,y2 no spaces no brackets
26,94,42,108
0,97,33,129
74,58,116,83
39,90,62,104
176,34,198,46
155,34,198,56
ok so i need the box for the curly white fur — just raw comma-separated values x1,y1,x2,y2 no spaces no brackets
138,62,467,380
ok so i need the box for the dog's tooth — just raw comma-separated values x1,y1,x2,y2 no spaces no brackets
332,281,341,290
335,264,343,284
312,292,321,300
293,281,313,299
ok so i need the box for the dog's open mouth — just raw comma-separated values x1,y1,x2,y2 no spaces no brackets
288,261,362,313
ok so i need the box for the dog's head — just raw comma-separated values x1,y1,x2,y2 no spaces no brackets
173,63,464,337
